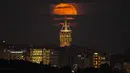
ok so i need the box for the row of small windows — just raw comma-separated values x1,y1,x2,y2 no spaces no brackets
32,58,50,63
31,50,50,52
32,58,50,60
30,56,50,58
60,38,72,42
30,51,50,55
31,56,50,58
31,49,50,51
31,51,41,52
60,35,71,37
32,53,42,55
60,33,71,35
32,59,42,61
32,57,42,59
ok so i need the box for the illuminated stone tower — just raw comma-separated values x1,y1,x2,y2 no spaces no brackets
60,16,72,47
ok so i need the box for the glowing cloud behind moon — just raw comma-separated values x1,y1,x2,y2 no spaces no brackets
53,3,77,15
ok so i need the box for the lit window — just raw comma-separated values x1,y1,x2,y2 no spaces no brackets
98,56,100,59
95,66,97,68
94,53,98,55
78,55,81,57
96,61,98,65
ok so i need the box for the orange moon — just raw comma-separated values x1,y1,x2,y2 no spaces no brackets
53,3,77,15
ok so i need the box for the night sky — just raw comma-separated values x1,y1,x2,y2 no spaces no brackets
0,0,128,53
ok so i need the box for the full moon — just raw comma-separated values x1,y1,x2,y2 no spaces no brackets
53,3,77,15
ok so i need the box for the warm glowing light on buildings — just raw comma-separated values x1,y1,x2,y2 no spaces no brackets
93,53,101,68
30,48,50,64
60,17,72,47
43,48,50,65
30,49,43,63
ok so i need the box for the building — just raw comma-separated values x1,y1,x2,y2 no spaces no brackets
29,48,51,64
1,43,96,67
50,49,60,66
28,45,60,65
1,44,60,65
93,53,101,68
93,52,113,68
4,44,29,60
60,16,72,47
7,50,26,60
58,46,91,68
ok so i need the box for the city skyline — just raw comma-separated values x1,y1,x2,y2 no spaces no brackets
0,0,127,53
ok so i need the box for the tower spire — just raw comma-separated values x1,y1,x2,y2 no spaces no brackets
61,15,71,32
60,15,72,47
65,16,68,30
